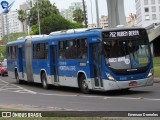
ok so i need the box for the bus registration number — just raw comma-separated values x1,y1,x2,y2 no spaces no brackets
129,81,137,86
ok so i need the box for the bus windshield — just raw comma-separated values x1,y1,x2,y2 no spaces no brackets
103,37,151,72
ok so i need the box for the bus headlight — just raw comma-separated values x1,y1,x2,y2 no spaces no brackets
106,72,115,81
147,69,153,78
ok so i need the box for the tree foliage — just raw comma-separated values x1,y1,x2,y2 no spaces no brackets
29,0,59,26
2,33,27,43
18,9,27,32
73,9,85,24
31,14,84,35
0,46,6,60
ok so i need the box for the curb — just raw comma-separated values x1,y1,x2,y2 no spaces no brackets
154,77,160,83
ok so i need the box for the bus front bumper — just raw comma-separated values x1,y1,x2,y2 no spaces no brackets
103,76,154,90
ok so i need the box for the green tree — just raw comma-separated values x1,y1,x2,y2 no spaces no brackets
30,25,39,35
69,22,84,29
2,33,27,43
32,13,84,35
29,0,59,26
0,46,6,60
18,9,27,32
73,9,85,24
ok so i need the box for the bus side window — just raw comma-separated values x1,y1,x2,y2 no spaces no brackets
45,43,48,59
59,41,65,59
11,46,17,60
35,43,48,59
7,47,11,60
33,44,37,59
65,40,77,59
77,38,88,59
33,43,41,59
39,43,45,59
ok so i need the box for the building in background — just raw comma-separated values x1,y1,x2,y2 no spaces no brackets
26,0,36,8
99,15,108,29
60,9,73,22
0,15,3,40
7,11,22,34
60,2,87,23
0,11,22,38
0,0,35,39
90,15,137,29
88,24,97,29
136,0,160,27
88,15,108,29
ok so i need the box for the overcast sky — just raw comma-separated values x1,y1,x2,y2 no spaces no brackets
10,0,136,24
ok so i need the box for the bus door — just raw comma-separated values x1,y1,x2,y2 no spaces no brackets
50,45,59,83
91,42,103,88
18,45,24,78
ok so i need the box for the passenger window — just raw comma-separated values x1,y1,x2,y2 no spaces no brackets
8,46,17,60
65,40,77,59
77,38,88,59
33,43,48,59
58,38,88,60
59,41,66,59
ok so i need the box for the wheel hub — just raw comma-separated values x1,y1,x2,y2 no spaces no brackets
82,80,88,89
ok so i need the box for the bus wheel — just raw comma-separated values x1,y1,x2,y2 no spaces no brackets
79,75,90,94
15,71,21,84
41,73,49,89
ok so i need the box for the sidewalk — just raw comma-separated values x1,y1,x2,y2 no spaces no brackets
154,77,160,83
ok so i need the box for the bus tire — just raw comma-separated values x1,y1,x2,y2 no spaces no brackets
41,73,49,89
79,75,90,94
15,71,21,84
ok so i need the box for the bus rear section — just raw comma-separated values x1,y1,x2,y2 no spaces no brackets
101,28,153,90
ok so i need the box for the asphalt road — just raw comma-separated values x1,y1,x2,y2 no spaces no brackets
0,76,160,111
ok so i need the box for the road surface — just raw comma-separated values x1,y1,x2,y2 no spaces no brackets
0,76,160,111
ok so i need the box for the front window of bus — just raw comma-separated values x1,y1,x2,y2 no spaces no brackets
103,37,151,74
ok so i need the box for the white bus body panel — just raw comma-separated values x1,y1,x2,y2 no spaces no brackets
58,76,79,87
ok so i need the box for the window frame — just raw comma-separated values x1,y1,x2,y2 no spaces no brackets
58,38,88,60
33,42,48,60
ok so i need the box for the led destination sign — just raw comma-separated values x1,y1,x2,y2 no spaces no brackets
103,30,141,38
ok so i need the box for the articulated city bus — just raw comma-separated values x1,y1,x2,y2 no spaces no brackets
6,27,153,93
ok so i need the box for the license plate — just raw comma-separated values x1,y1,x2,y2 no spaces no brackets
129,81,137,86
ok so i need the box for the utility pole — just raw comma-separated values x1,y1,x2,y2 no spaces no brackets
82,0,87,28
37,0,41,35
95,0,100,27
107,0,126,27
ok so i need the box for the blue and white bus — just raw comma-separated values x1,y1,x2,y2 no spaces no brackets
6,27,153,93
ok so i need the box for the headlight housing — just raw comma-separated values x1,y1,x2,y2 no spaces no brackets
147,69,154,78
106,72,116,81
